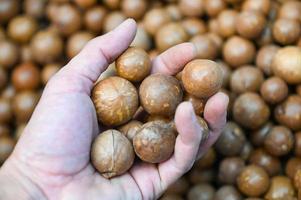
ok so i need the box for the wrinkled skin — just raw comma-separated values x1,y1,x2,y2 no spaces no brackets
0,20,228,200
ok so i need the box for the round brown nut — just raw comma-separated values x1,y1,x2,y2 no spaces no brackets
295,132,301,157
181,18,207,37
237,165,270,197
0,0,19,24
190,35,218,60
12,91,39,123
8,15,38,43
217,9,238,38
165,4,183,21
139,74,183,117
66,31,94,59
265,176,295,200
121,0,147,20
195,147,215,170
274,95,301,131
278,0,301,22
0,40,19,69
143,8,171,35
272,18,301,45
218,157,245,185
183,93,206,115
30,30,63,64
103,0,120,10
249,148,281,176
84,6,107,34
12,62,40,91
182,59,223,98
155,22,188,52
204,0,226,17
247,118,269,138
236,11,266,39
118,120,142,142
24,0,46,18
41,63,61,85
230,65,264,94
272,46,301,84
264,126,293,156
116,47,151,82
223,36,256,68
260,76,288,104
133,121,176,163
0,136,15,163
215,121,246,156
166,177,189,195
286,157,301,180
91,129,134,178
214,185,243,200
103,11,126,33
131,24,152,51
242,0,271,15
187,183,215,200
178,0,204,17
52,4,82,36
256,45,279,76
240,141,253,161
233,92,270,129
0,98,12,124
92,76,138,127
218,61,232,88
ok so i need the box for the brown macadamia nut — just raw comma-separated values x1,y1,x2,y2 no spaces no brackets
233,92,270,129
84,6,107,34
41,63,61,85
165,4,183,22
214,185,243,200
155,22,188,52
8,15,38,43
0,40,19,69
30,30,63,64
0,0,19,24
116,47,151,82
260,77,288,104
190,35,218,60
204,0,226,17
66,31,94,59
218,157,245,185
274,95,301,131
166,177,189,195
91,129,134,178
133,121,176,163
223,36,256,68
278,0,301,22
264,126,294,156
230,66,264,94
103,11,126,33
24,0,46,18
74,0,96,9
265,176,295,200
103,0,120,10
187,183,215,200
139,74,183,117
118,120,142,142
92,76,138,127
249,148,281,176
286,157,301,180
130,24,152,51
272,46,301,84
251,122,273,147
256,45,279,76
181,18,207,37
182,59,223,98
12,62,40,91
236,11,266,39
121,0,147,20
183,93,205,115
237,165,270,197
143,8,171,35
217,10,238,38
215,121,246,156
272,18,301,45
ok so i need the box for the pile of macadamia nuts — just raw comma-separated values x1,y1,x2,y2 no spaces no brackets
0,0,301,199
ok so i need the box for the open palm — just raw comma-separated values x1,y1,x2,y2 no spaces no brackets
0,20,228,200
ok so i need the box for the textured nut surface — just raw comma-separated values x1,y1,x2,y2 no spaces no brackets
118,120,142,142
139,74,183,117
92,76,139,126
91,129,134,178
182,59,223,98
133,121,176,163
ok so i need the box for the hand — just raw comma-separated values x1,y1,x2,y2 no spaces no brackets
0,19,228,200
